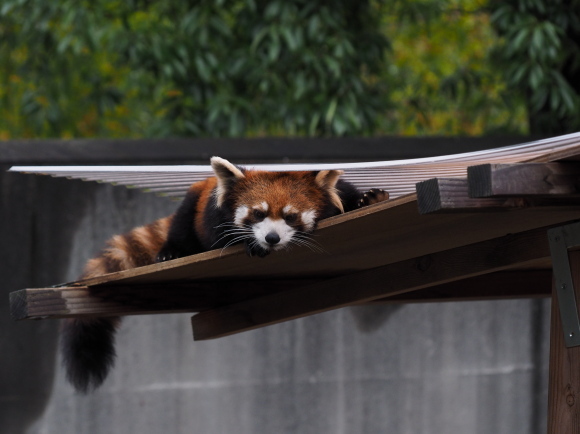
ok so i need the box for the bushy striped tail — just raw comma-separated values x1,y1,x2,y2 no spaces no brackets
60,216,172,392
60,317,120,393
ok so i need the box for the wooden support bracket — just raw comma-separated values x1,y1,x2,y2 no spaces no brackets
548,249,580,432
548,221,580,347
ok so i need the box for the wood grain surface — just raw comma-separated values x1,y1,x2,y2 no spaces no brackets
548,250,580,433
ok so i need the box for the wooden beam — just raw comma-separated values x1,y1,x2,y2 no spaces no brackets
416,178,525,214
371,270,552,304
468,163,580,198
9,279,317,320
10,269,553,321
417,176,580,215
49,191,580,289
191,225,552,341
548,250,580,432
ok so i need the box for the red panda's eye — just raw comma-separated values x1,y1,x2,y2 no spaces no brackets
284,213,298,224
253,209,266,220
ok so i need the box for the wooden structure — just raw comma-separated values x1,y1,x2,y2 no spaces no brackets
9,132,580,432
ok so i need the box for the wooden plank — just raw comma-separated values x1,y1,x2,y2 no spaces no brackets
417,177,580,214
64,191,580,289
371,270,552,303
468,163,580,198
191,225,552,341
547,250,580,432
416,178,527,214
10,269,553,321
9,279,319,320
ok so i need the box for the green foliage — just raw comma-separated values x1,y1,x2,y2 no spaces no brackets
491,0,580,134
0,1,141,137
3,0,575,139
380,0,527,135
0,0,388,137
116,0,389,136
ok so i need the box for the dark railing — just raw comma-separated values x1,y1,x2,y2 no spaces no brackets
0,136,544,165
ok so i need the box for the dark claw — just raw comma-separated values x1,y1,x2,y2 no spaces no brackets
359,188,390,207
155,244,181,263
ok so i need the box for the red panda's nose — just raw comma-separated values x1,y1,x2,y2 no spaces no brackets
265,232,280,245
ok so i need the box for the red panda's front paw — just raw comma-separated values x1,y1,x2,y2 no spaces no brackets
358,189,390,208
244,241,270,258
155,244,182,263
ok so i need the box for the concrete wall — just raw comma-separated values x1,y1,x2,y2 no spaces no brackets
0,139,551,433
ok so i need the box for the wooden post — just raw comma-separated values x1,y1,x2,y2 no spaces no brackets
548,250,580,432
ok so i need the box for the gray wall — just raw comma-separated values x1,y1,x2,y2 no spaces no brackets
0,139,551,433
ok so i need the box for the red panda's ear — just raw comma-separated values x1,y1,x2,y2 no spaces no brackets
211,157,245,207
315,170,344,213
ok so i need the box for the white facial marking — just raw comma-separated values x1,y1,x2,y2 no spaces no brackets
301,210,317,231
251,202,268,212
234,206,249,226
252,217,295,250
283,205,297,214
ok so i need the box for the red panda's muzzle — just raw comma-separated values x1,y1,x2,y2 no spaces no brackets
252,217,295,251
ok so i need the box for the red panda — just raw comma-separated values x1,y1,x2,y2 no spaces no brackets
61,157,389,393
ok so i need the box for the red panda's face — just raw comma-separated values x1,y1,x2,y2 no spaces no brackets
210,156,344,254
232,174,324,252
233,200,318,251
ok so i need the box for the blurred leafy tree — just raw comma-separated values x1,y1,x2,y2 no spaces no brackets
2,0,576,139
0,0,388,137
0,1,141,138
490,0,580,134
381,0,527,135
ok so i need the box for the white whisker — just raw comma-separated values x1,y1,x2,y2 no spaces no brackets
212,230,252,247
219,235,252,256
290,236,326,253
292,234,325,250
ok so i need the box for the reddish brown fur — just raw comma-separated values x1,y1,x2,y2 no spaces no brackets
193,177,217,247
81,216,172,279
80,169,343,279
63,160,382,393
231,171,326,218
